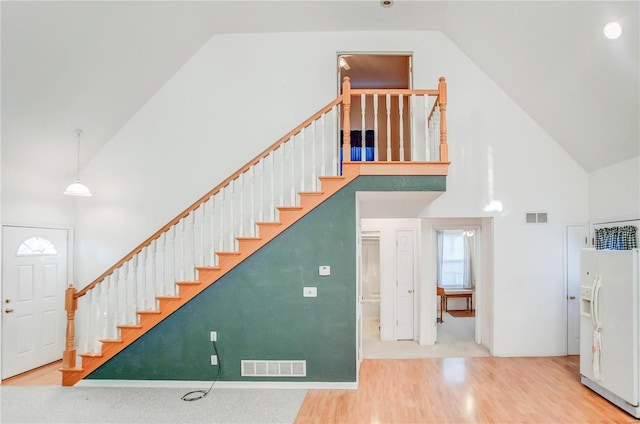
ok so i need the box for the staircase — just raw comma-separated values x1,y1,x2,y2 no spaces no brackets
60,77,449,386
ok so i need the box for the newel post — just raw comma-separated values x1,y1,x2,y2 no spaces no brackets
342,76,352,163
61,285,78,369
438,76,448,162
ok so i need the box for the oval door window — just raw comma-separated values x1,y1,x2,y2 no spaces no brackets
16,236,58,256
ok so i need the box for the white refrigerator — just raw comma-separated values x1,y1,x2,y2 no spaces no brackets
580,248,640,418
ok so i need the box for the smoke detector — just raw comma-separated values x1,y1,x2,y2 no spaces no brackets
380,0,393,8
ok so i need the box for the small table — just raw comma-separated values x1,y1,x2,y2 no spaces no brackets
444,291,473,311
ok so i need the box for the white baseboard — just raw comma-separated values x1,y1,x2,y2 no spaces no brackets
76,379,357,390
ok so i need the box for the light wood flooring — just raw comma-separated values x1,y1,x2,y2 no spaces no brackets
295,356,639,424
3,356,638,423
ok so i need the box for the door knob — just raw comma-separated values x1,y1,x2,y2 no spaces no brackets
5,308,14,313
408,289,414,294
569,296,576,300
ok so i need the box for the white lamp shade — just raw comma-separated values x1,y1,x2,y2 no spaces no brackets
64,180,92,197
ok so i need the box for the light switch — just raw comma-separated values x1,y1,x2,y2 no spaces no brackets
303,287,317,297
319,266,330,276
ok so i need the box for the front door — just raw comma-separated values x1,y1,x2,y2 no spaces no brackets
566,225,587,355
2,226,68,378
395,230,414,340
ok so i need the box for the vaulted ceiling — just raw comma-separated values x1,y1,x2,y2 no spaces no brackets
2,0,638,195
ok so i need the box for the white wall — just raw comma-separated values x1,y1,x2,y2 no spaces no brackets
74,30,589,356
589,156,640,223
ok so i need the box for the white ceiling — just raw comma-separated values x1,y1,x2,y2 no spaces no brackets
1,0,638,196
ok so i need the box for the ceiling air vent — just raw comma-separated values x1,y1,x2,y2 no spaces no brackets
526,212,548,224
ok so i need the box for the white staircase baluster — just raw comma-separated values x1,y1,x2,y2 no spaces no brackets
209,196,216,266
259,158,265,223
94,283,104,349
331,105,338,175
299,130,305,193
410,94,417,162
311,120,317,191
140,249,147,311
399,94,404,162
280,144,286,210
361,94,366,162
150,240,157,307
86,290,95,353
190,210,196,280
198,205,205,269
425,96,430,161
269,152,276,221
238,173,244,238
250,166,256,236
290,137,296,205
320,113,326,178
108,275,117,339
168,226,176,294
179,219,185,281
229,181,235,250
122,264,130,324
386,94,391,161
218,189,225,253
373,95,379,161
112,271,120,338
132,255,139,321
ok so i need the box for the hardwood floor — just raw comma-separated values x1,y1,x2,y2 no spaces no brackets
4,357,638,423
1,360,61,386
295,356,639,424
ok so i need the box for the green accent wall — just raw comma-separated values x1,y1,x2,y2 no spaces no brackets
87,175,445,382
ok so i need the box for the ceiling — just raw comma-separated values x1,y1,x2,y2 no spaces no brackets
1,0,638,195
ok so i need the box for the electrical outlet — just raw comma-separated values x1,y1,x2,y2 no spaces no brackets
211,355,218,366
210,331,217,342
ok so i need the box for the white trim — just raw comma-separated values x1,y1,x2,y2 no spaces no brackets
76,379,358,390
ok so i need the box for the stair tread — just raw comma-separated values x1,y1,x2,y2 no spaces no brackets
256,221,281,226
319,176,345,180
236,237,261,241
176,281,200,285
99,339,123,343
216,251,241,255
118,324,142,329
156,295,181,299
138,310,162,314
79,353,103,358
298,191,324,195
277,206,303,210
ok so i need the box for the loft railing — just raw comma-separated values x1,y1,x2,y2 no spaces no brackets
61,76,448,372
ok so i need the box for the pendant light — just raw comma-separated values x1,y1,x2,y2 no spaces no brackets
64,129,92,197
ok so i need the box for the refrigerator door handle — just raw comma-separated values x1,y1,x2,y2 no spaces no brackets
591,274,603,381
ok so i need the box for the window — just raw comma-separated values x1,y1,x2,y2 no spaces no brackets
16,236,58,256
440,232,465,287
437,229,476,289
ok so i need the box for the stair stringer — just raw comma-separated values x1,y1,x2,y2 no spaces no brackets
60,165,360,386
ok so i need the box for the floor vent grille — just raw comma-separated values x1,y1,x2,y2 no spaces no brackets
241,360,306,377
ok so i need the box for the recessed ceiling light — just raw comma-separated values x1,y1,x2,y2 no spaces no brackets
380,0,393,8
604,22,622,39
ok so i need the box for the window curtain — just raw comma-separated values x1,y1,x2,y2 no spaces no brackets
463,233,476,289
436,231,444,286
594,226,637,250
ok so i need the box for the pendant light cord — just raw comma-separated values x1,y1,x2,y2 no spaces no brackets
73,129,83,180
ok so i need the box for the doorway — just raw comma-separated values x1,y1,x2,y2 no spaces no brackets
337,53,412,161
1,226,69,379
566,225,587,355
435,228,479,345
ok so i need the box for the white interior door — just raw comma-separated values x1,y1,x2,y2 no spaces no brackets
395,230,415,340
2,226,68,379
566,225,587,355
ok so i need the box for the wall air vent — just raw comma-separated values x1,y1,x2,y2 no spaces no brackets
526,212,548,224
241,360,306,377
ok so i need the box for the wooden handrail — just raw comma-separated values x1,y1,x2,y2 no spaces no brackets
76,96,343,298
350,89,439,96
